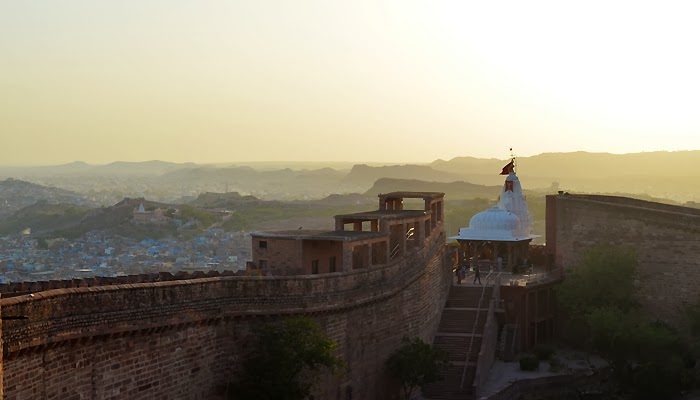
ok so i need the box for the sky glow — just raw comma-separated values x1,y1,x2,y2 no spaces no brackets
1,1,699,165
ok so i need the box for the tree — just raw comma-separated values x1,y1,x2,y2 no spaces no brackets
557,245,693,399
556,245,638,316
231,316,344,400
385,336,449,400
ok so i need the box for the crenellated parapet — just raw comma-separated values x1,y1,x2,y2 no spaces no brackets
1,231,446,356
0,270,239,299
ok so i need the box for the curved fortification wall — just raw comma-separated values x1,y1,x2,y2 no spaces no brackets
0,233,451,400
546,194,700,324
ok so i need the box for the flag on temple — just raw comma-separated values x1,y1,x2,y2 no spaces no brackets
500,160,514,175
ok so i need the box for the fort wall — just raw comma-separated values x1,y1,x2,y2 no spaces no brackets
1,232,452,399
546,194,700,324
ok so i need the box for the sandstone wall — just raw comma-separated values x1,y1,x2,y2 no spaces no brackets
546,194,700,323
1,233,452,400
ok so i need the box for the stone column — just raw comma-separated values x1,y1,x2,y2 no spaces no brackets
384,239,390,264
342,242,353,272
417,219,425,244
367,243,373,267
401,222,407,256
493,245,499,272
507,243,514,270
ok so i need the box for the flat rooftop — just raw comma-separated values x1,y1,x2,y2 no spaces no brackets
379,191,444,199
251,230,386,241
335,209,430,220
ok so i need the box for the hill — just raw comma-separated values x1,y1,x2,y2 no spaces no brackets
342,164,464,188
430,151,700,201
161,166,349,199
0,202,92,236
0,178,91,217
364,178,502,199
189,192,261,209
0,160,197,177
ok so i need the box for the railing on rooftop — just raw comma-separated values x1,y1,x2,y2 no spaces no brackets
500,267,564,287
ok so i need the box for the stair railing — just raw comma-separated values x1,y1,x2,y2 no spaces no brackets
390,243,401,259
460,270,497,389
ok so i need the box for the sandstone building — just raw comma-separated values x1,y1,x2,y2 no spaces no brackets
251,192,445,275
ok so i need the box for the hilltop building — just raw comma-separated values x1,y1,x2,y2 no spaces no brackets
132,202,168,225
451,161,538,271
251,192,445,275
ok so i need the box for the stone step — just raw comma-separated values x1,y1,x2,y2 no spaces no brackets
434,332,482,338
422,365,476,400
445,286,492,308
434,335,482,362
438,309,486,333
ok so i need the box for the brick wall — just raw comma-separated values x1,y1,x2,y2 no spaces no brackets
252,237,303,275
1,233,452,400
547,194,700,324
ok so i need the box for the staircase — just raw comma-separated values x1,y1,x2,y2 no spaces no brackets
423,285,492,400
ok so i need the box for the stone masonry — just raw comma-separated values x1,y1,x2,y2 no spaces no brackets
0,231,452,400
546,194,700,325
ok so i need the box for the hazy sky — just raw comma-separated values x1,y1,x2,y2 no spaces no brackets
2,1,700,165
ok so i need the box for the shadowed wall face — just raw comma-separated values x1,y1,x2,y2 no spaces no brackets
547,195,700,325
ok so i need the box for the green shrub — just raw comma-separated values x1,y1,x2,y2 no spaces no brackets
519,354,539,371
231,316,344,400
386,337,449,400
533,344,556,361
548,357,565,373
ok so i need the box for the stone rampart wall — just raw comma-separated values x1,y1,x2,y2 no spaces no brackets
547,194,700,324
1,232,452,400
0,270,237,298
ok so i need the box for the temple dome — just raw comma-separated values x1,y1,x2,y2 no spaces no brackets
452,206,531,241
448,166,539,242
468,206,519,233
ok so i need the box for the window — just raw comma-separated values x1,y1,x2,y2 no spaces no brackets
311,259,319,274
258,259,267,270
329,256,336,273
259,240,267,249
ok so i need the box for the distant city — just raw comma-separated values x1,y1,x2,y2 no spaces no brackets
0,229,250,283
1,151,700,283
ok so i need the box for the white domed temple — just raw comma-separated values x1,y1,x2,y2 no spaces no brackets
424,159,562,399
450,159,539,271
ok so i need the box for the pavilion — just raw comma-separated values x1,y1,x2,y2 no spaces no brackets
449,160,538,272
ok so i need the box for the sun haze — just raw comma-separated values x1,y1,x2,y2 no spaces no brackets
2,1,699,165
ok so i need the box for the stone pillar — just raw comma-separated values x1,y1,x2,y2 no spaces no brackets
335,217,345,231
493,245,499,272
457,241,465,266
371,220,378,232
353,221,362,232
507,243,514,270
417,219,425,244
401,222,407,256
384,239,390,263
342,242,353,272
367,243,373,267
